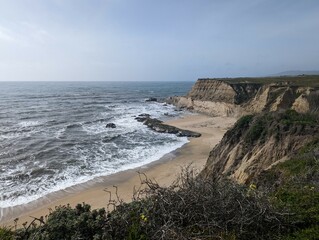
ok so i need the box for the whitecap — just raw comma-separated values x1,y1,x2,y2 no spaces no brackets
18,120,42,128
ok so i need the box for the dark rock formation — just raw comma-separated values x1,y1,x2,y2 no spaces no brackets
139,113,151,117
136,116,201,138
102,135,120,143
135,113,151,122
144,118,201,137
106,123,116,128
146,97,157,102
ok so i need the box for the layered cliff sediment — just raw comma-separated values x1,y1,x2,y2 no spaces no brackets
167,76,319,117
168,76,319,184
186,79,262,104
201,111,319,183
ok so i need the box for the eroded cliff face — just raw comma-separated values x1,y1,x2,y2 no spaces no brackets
167,78,319,117
201,111,319,184
244,84,319,114
168,77,319,184
186,79,261,104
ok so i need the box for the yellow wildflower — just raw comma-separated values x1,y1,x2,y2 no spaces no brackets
140,214,148,222
249,183,257,190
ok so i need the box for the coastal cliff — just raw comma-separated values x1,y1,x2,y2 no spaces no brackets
168,75,319,184
201,110,319,183
167,75,319,117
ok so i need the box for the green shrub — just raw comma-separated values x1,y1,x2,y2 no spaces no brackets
281,109,317,126
235,114,254,129
0,226,14,240
256,139,319,239
245,118,267,143
19,203,107,240
274,185,319,225
299,138,319,154
282,225,319,240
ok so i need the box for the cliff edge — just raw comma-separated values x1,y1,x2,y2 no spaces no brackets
201,110,319,184
167,75,319,117
167,75,319,183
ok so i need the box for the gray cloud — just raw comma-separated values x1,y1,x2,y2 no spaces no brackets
0,0,318,81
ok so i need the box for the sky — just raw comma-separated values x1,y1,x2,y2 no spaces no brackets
0,0,318,81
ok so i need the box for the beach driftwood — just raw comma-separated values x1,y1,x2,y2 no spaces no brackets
135,114,201,138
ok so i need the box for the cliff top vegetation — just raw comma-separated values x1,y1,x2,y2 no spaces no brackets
198,75,319,87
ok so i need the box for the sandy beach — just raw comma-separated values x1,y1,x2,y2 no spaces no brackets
1,114,236,227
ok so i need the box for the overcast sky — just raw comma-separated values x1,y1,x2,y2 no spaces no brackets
0,0,318,81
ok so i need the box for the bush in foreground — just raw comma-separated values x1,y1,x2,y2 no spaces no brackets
11,168,287,240
112,169,285,239
0,226,14,240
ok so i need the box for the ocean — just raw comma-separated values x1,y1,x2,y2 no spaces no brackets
0,81,194,208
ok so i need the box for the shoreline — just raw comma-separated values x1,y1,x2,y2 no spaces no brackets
1,114,236,227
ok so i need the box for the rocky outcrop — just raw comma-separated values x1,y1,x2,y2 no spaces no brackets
145,97,157,102
201,111,319,184
135,114,201,138
167,77,319,117
135,113,151,122
144,118,201,137
106,123,116,128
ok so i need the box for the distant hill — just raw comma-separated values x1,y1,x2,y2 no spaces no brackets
272,70,319,76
